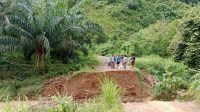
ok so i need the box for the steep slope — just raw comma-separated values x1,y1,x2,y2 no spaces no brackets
81,0,188,39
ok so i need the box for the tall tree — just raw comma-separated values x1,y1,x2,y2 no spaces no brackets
173,6,200,69
0,0,105,72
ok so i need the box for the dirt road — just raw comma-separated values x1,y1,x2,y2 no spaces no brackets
96,56,200,112
95,56,132,71
0,56,200,112
0,101,38,112
123,101,200,112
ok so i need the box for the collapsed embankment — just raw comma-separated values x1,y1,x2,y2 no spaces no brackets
42,70,156,103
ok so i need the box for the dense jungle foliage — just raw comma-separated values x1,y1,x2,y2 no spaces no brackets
0,0,200,104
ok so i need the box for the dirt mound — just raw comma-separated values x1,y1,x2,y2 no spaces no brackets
42,70,155,103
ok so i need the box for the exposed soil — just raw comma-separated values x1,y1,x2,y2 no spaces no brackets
1,56,199,112
42,70,156,103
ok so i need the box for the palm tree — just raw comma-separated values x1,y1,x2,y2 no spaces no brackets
0,0,106,72
0,0,50,73
0,0,22,53
46,0,106,63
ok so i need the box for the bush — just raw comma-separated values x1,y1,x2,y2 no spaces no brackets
153,70,186,100
180,0,199,4
127,0,141,10
172,6,200,69
135,55,190,100
49,96,78,112
107,0,119,4
189,72,200,102
154,3,178,19
136,55,189,80
135,56,165,77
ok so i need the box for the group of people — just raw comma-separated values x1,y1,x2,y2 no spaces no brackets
109,54,136,69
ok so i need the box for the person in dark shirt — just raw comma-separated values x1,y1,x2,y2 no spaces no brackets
116,55,121,69
131,55,136,67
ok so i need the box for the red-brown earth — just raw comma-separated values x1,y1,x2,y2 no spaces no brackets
42,70,156,103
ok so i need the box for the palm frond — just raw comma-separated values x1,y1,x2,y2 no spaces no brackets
45,16,63,33
4,24,33,39
8,15,33,32
15,2,33,21
0,45,21,53
20,35,32,46
69,0,85,14
0,36,18,45
32,15,44,33
36,33,50,51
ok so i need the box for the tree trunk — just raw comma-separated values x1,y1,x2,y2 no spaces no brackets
62,50,67,64
36,47,45,73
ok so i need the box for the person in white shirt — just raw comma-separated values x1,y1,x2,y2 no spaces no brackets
111,54,115,69
123,55,128,69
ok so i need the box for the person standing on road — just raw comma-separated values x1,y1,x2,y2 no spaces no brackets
131,55,136,67
123,55,128,69
116,55,121,69
111,54,115,69
108,55,112,67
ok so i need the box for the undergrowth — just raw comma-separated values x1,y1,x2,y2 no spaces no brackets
0,54,99,102
3,78,123,112
189,72,200,102
135,55,195,100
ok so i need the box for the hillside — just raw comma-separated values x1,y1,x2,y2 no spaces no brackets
0,0,200,111
81,0,188,39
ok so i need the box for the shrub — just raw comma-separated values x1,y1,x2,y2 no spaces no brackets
135,55,190,100
120,20,179,57
180,0,199,4
127,0,141,10
173,6,200,69
136,55,189,80
136,56,166,77
153,70,186,100
49,96,78,112
107,0,118,4
189,72,200,102
154,3,178,19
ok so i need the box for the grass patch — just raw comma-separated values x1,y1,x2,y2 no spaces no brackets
100,78,122,111
0,54,100,101
9,78,123,112
0,77,44,101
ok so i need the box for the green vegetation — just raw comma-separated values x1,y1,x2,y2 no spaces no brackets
0,52,99,101
172,5,200,69
82,0,200,101
100,78,122,111
135,56,191,100
1,0,200,111
189,72,200,102
4,78,123,112
0,0,101,101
